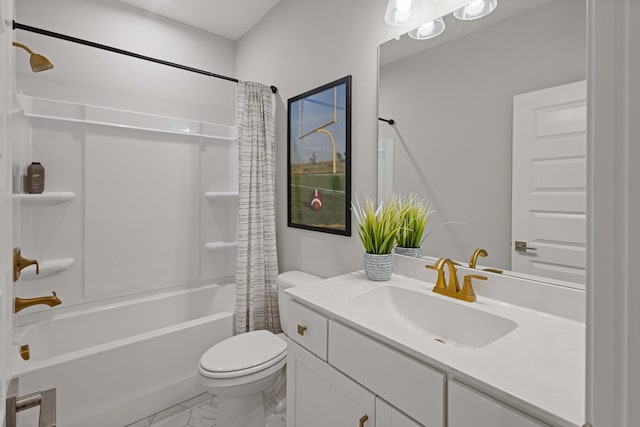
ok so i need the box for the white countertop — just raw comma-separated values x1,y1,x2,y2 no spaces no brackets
287,271,585,427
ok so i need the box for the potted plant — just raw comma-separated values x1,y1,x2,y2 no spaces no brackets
352,196,401,281
395,194,434,257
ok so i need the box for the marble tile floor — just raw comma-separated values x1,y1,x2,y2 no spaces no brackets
125,392,286,427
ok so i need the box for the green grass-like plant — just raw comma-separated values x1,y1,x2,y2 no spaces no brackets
395,194,434,249
352,196,401,254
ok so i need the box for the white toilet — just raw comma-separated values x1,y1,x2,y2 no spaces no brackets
198,271,321,427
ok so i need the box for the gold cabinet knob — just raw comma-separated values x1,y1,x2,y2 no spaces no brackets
20,345,30,361
297,324,307,336
359,415,369,427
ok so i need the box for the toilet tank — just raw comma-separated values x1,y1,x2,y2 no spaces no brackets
277,271,322,333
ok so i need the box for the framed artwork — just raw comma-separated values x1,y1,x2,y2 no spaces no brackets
287,75,352,236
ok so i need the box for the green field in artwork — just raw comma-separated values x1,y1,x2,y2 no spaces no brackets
290,170,346,229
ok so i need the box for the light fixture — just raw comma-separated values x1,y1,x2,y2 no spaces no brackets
12,42,54,72
385,0,423,26
408,18,446,40
453,0,497,21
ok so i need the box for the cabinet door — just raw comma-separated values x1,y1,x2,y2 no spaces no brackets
376,398,423,427
287,340,375,427
329,321,444,427
448,381,549,427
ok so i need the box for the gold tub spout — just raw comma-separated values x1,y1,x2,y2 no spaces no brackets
15,292,61,313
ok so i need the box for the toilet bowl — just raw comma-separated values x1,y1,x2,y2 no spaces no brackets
198,271,321,427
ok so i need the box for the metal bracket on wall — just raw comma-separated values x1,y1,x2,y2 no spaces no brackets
5,378,56,427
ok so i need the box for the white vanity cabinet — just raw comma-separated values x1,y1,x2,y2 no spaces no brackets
287,300,435,427
287,299,553,427
448,381,550,427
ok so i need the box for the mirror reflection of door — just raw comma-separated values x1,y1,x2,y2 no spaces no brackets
377,0,586,286
511,81,586,285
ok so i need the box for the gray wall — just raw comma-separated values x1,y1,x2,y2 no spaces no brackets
379,0,586,269
16,0,237,124
235,0,400,277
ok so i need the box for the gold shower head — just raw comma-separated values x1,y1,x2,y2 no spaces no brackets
12,41,54,72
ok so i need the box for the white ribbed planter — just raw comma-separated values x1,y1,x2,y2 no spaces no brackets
394,246,423,258
363,253,393,281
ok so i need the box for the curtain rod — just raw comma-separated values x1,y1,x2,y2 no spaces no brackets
12,21,278,94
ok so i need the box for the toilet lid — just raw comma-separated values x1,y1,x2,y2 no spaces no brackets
200,330,286,375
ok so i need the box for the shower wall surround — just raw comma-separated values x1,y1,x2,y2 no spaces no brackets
14,0,240,312
15,96,239,309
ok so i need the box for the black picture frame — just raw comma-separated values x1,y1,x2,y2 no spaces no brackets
287,75,352,236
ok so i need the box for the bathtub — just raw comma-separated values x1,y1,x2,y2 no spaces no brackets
11,283,235,427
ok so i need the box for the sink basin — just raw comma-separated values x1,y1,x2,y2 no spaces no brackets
348,285,517,348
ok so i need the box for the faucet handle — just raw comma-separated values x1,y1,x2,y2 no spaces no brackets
460,274,487,302
426,262,447,291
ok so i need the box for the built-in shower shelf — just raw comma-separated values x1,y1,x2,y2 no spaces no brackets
204,192,239,202
15,94,238,141
205,241,238,252
21,258,75,280
14,192,75,206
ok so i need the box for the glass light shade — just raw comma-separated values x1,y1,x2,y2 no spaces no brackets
453,0,497,21
408,18,446,40
385,0,423,26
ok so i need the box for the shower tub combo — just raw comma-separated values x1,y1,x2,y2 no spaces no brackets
11,283,234,427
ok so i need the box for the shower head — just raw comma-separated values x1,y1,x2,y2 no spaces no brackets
12,41,54,72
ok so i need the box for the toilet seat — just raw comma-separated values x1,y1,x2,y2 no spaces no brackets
199,330,286,379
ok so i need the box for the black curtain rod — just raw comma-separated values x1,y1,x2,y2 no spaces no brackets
13,21,278,94
378,117,395,125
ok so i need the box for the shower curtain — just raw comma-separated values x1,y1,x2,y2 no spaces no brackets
235,81,281,334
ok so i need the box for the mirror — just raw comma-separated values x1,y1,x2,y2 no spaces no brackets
378,0,586,287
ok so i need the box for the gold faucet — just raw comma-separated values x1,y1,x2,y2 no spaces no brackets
426,258,487,302
469,248,487,269
427,257,460,295
468,248,503,274
15,292,61,313
13,248,40,282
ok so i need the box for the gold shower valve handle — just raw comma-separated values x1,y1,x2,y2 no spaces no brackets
359,415,369,427
13,248,40,282
297,324,308,336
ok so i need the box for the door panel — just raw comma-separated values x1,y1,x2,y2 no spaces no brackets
0,0,15,421
511,80,587,286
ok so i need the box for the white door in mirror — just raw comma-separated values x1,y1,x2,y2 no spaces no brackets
511,80,587,285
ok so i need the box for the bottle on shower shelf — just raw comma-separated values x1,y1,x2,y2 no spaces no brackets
25,162,45,194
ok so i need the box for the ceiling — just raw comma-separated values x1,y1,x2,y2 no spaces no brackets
119,0,281,40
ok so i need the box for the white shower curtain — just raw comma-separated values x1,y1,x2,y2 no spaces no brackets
235,81,281,334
